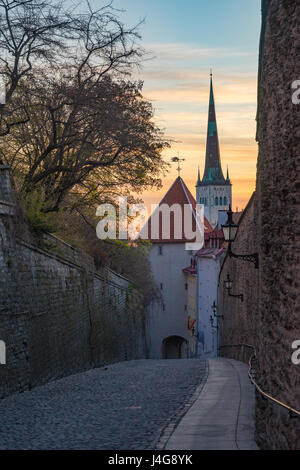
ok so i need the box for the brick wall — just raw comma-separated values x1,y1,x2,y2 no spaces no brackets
219,0,300,450
0,189,147,398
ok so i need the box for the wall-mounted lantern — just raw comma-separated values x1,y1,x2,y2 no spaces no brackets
222,205,259,269
210,315,218,330
224,273,244,302
211,300,224,320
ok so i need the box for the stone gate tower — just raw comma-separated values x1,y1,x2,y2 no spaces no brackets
196,74,232,227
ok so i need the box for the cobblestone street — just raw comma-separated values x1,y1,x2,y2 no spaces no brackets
0,359,207,450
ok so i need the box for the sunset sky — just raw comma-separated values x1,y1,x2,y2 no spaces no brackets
112,0,262,211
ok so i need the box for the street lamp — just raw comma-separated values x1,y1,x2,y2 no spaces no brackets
222,205,259,269
211,300,224,320
210,315,218,329
224,274,233,290
224,273,244,302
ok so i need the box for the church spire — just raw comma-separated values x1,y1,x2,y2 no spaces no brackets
201,73,226,185
226,165,230,182
196,166,201,186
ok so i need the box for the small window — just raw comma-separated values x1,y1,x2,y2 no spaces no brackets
159,246,163,256
224,196,227,205
215,197,218,206
185,283,188,290
162,304,166,312
160,283,163,290
220,197,223,205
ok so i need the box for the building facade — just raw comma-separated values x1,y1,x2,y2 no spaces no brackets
196,228,226,357
142,177,212,359
143,76,233,359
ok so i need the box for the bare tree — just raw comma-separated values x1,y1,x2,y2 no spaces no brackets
0,0,143,136
2,70,169,212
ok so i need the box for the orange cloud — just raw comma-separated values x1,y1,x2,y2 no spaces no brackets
134,44,258,215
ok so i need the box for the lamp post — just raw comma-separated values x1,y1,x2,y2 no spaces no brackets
211,301,223,358
222,205,259,269
224,273,244,302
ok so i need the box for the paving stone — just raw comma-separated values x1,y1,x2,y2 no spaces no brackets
0,358,206,450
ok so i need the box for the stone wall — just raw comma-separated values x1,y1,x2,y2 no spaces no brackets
218,193,259,363
255,0,300,450
0,175,147,398
219,0,300,450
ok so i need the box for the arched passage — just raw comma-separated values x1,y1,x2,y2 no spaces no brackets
162,336,188,359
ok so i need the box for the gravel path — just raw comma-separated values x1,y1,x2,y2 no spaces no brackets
0,359,207,450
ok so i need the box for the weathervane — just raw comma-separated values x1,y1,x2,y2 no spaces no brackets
171,153,185,177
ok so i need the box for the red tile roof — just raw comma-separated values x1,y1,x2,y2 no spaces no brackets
197,246,226,258
205,227,224,240
139,177,212,243
183,266,197,274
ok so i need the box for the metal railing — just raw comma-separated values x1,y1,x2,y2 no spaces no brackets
219,344,300,419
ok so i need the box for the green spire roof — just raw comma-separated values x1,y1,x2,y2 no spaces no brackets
200,73,228,186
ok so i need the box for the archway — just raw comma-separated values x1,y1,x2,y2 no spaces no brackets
162,336,188,359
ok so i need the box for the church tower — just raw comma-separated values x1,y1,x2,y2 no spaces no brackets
196,74,232,227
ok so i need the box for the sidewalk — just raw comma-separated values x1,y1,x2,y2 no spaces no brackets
165,358,259,450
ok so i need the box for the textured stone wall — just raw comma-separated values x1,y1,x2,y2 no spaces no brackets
0,203,147,398
255,0,300,450
219,0,300,450
218,193,259,363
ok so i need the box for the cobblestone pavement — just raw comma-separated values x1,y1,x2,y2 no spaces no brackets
0,359,207,450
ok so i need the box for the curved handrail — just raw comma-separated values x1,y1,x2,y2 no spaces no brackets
219,344,300,418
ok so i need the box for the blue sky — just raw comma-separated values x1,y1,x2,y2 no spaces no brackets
90,0,262,210
112,0,261,49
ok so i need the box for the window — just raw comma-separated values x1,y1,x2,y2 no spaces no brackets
159,246,163,256
220,197,223,206
160,283,163,290
215,197,218,206
162,304,166,312
224,196,227,205
185,283,188,291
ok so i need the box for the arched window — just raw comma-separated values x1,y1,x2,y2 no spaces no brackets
224,196,227,206
215,197,218,206
205,198,207,206
219,197,223,205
